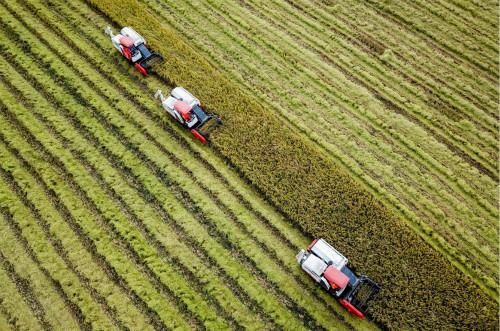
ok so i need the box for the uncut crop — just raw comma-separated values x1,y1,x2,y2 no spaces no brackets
144,0,499,298
0,0,379,330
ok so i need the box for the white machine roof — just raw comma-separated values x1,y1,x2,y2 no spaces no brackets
302,253,327,278
311,239,348,270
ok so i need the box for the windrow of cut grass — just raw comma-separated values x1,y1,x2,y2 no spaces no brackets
0,256,43,331
0,87,186,330
0,2,376,328
0,214,81,331
85,0,499,329
142,0,499,295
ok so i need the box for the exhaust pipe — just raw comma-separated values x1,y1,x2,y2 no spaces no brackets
104,26,114,37
154,89,167,102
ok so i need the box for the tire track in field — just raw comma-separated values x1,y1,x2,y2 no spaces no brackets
31,3,361,327
0,207,92,331
199,0,497,179
274,0,499,128
268,0,499,149
0,20,280,330
0,251,52,331
153,0,500,244
0,100,169,331
361,0,497,81
4,5,348,329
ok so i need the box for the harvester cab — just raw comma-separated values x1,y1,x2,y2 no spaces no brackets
297,239,380,318
105,26,163,76
155,87,222,143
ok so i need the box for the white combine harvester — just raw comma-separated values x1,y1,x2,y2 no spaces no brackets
105,26,163,76
297,239,380,318
155,87,222,143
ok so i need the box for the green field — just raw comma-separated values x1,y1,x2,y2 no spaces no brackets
0,0,498,330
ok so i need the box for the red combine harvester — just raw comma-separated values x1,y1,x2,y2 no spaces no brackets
155,87,222,143
297,239,380,318
105,26,163,76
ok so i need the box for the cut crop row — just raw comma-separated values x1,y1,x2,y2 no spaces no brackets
362,0,497,79
0,204,94,331
0,93,183,330
260,0,498,137
0,251,52,331
402,0,497,48
200,0,500,218
0,256,43,331
164,0,498,180
319,0,499,104
40,0,312,266
0,146,127,331
0,66,270,330
0,54,238,331
154,0,498,210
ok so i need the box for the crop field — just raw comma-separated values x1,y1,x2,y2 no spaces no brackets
0,0,382,330
0,0,498,330
144,0,500,297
